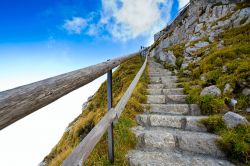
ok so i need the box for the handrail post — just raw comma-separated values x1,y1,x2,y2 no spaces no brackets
107,70,114,163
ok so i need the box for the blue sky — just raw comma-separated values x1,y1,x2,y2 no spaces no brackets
0,0,187,90
0,1,189,166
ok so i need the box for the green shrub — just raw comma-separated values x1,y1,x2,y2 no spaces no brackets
200,115,227,133
199,95,226,115
236,94,249,110
163,62,176,71
218,124,250,164
240,17,248,25
176,56,184,69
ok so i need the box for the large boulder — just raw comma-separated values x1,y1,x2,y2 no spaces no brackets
200,85,221,96
159,51,176,65
223,112,250,128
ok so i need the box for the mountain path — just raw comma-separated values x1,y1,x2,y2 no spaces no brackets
127,57,234,166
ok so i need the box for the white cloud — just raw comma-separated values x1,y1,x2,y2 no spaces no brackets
63,17,87,34
100,0,173,42
178,0,189,9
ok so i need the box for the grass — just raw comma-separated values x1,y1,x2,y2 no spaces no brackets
85,65,149,165
200,115,227,133
180,23,250,115
179,23,250,165
199,95,226,115
218,124,250,164
200,116,250,165
43,55,149,166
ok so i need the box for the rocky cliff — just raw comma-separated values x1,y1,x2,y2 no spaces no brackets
151,0,249,68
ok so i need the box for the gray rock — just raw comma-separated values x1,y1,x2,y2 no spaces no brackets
38,161,46,166
200,85,221,96
194,41,209,48
230,98,238,107
209,36,215,42
185,47,198,55
242,88,250,96
181,62,189,69
160,38,171,48
223,111,250,128
195,23,204,33
222,65,227,73
82,95,94,110
246,107,250,113
200,76,206,81
223,83,233,94
159,51,176,65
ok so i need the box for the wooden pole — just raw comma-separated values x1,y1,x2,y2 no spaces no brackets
0,52,138,130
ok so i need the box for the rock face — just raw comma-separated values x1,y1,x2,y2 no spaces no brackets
150,0,250,68
223,111,250,128
200,85,221,96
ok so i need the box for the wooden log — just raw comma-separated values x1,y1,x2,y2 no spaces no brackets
61,56,148,166
0,52,138,130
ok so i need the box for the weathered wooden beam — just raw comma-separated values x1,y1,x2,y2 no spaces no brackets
61,56,147,166
0,52,138,130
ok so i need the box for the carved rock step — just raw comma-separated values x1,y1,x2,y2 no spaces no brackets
150,77,162,84
127,150,234,166
148,83,181,89
149,68,170,72
143,104,201,115
150,76,178,84
149,71,172,75
147,95,166,104
148,65,163,69
147,95,187,104
149,73,172,77
147,88,184,95
166,95,187,104
133,126,225,158
137,114,207,132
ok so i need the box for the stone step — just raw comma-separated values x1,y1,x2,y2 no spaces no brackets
161,76,178,83
148,84,165,89
147,95,166,104
147,88,184,95
150,77,162,84
146,95,187,104
149,71,172,75
166,95,187,104
132,126,225,158
150,76,178,82
143,104,201,116
148,65,163,69
137,114,207,132
149,73,172,77
127,150,234,166
148,83,180,89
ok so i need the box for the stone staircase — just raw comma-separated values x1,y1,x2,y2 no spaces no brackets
127,58,234,166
